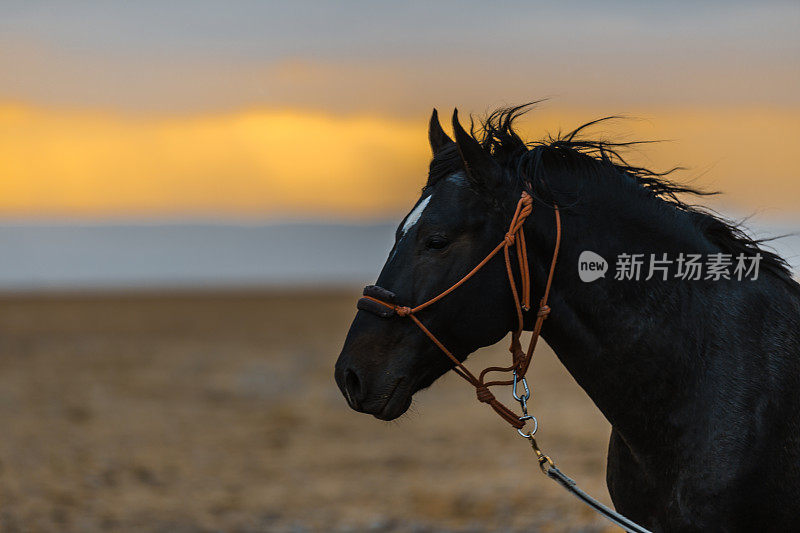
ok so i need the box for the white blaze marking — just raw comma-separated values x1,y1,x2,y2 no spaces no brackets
387,193,433,262
401,194,432,236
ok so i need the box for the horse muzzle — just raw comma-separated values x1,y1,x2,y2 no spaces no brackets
334,355,413,420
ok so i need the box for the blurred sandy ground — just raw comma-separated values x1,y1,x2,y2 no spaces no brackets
0,290,615,532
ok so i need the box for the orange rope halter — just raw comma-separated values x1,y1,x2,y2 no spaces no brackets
357,191,561,429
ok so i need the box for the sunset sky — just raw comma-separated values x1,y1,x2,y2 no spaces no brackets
2,1,799,220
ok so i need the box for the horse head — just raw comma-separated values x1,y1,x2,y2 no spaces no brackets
334,109,526,420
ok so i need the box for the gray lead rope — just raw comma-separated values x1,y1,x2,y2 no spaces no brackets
545,465,652,533
514,378,651,533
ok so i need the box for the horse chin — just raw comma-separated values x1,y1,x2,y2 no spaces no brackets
373,392,413,421
373,365,449,421
372,369,438,421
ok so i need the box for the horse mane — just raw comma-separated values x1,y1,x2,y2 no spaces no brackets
428,103,796,285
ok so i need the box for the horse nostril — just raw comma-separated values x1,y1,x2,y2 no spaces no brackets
344,368,364,409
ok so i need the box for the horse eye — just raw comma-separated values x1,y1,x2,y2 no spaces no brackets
425,236,449,250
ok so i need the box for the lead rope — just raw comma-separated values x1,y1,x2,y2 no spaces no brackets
357,191,652,533
519,395,652,533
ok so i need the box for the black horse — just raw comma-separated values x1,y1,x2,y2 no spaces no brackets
335,105,800,531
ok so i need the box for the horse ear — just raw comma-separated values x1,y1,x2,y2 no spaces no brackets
428,108,453,154
452,109,502,190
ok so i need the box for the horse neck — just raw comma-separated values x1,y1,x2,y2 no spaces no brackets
525,192,713,455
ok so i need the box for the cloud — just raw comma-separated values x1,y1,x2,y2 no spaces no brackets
1,103,798,219
0,104,429,218
1,2,797,113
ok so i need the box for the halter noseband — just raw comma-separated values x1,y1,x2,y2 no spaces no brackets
357,191,561,429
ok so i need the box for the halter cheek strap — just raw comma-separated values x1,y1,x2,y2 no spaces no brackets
356,191,561,429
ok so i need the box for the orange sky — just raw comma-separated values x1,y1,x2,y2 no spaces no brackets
2,103,799,219
2,3,798,220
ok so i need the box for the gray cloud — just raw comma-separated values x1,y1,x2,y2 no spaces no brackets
1,1,798,113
